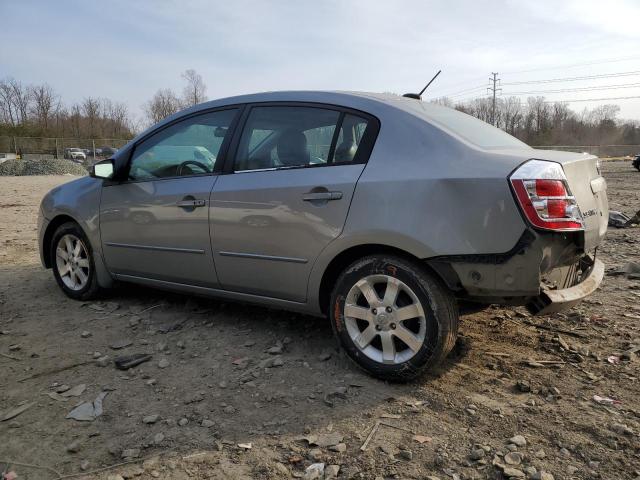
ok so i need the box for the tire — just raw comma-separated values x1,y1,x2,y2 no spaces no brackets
50,221,102,301
329,255,459,382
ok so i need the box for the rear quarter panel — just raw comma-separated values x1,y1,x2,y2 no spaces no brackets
306,110,530,311
343,112,527,258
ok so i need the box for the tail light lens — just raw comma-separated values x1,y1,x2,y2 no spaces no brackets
510,160,583,231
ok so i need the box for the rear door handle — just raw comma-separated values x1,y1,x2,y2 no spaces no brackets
302,191,343,201
176,199,206,208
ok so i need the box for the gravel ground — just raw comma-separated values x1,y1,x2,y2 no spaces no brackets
1,160,639,480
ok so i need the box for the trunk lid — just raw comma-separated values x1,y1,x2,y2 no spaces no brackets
531,150,608,251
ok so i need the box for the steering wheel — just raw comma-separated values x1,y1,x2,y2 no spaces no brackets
177,160,211,176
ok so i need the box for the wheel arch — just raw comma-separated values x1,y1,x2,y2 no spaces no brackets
42,214,80,268
316,243,451,315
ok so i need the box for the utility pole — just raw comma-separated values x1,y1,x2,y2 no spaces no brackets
488,72,501,126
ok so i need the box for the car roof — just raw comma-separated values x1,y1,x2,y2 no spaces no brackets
131,90,454,144
191,90,450,119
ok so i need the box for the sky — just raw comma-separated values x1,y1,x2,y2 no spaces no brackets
1,0,640,124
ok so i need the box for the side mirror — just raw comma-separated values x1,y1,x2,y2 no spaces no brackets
90,159,115,179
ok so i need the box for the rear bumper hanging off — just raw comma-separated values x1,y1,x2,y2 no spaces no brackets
527,256,604,315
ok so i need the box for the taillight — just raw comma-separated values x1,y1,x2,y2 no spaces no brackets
510,160,583,231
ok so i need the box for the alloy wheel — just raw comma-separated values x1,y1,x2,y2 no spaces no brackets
55,234,90,291
343,274,427,364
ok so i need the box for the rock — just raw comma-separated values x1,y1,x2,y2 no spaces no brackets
115,353,152,370
531,472,554,480
62,384,87,397
516,380,531,393
274,462,290,477
509,435,527,447
303,433,343,448
66,392,108,422
153,433,165,444
66,440,82,453
121,448,141,459
219,381,228,389
223,405,235,414
534,449,546,459
80,460,90,471
201,419,215,428
304,463,324,480
178,418,188,426
309,448,323,461
55,384,71,393
158,358,170,369
329,443,347,453
470,448,485,460
142,414,159,424
398,449,413,460
272,357,284,367
81,331,92,338
146,379,157,386
524,466,537,476
318,350,332,361
267,342,284,354
107,475,125,480
96,355,110,367
325,465,340,479
176,340,185,349
502,467,525,478
110,339,133,350
504,452,522,465
612,423,634,435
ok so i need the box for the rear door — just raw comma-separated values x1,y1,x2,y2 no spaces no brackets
100,108,239,287
210,104,379,302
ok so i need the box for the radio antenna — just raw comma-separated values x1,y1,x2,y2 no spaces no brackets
403,70,442,100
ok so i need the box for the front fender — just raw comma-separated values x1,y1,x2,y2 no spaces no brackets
40,176,114,288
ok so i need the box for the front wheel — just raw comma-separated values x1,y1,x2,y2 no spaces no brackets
330,255,459,382
50,222,102,300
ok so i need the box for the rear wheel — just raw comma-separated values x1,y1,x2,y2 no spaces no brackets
50,222,102,300
330,255,458,381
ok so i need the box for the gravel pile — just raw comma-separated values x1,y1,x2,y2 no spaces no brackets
0,158,88,176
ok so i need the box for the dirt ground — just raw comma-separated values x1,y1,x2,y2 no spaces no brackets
1,160,639,480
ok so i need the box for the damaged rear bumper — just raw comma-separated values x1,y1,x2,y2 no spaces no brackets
527,256,604,315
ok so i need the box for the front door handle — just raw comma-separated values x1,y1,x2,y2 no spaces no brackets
302,191,343,201
176,198,206,208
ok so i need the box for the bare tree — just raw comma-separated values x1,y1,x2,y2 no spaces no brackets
181,69,208,107
30,83,59,130
81,97,101,137
144,88,181,124
0,79,17,125
8,78,31,124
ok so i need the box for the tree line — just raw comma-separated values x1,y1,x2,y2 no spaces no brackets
0,69,208,140
433,95,640,146
2,69,639,147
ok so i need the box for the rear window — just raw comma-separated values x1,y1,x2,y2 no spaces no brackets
425,107,529,149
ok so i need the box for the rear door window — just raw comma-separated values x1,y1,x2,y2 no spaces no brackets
233,106,373,172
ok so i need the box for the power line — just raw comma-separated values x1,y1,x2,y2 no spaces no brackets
504,82,640,96
542,95,640,104
501,70,640,86
502,54,640,75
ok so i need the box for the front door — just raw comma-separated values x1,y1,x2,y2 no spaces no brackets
100,108,239,287
210,105,377,302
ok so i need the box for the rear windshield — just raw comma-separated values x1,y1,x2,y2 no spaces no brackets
424,106,530,149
